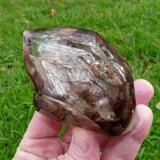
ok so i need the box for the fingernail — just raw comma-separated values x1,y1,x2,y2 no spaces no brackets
72,128,89,154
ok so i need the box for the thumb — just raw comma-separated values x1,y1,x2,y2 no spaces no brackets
67,127,101,160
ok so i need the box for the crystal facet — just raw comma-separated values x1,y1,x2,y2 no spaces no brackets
23,27,137,136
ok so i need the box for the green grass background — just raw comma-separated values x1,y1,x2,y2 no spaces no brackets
0,0,160,159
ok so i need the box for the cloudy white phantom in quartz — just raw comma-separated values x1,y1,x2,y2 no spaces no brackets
32,33,94,96
31,30,126,97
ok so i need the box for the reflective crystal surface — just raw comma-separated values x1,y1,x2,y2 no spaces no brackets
23,27,136,136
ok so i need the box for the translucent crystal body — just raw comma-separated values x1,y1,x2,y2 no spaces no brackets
23,27,136,136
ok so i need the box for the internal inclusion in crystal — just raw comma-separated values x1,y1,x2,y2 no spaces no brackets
23,27,136,136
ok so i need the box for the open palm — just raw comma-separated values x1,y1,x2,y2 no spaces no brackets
13,79,154,160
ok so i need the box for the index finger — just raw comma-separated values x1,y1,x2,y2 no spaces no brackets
24,111,61,139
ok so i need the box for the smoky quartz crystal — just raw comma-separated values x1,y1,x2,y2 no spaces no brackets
23,27,137,136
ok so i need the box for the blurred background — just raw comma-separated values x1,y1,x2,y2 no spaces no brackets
0,0,160,159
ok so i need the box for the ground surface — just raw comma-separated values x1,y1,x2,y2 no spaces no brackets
0,0,160,159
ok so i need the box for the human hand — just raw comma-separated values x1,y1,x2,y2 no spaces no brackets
13,79,154,160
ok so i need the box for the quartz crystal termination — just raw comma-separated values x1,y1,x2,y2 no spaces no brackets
23,27,136,136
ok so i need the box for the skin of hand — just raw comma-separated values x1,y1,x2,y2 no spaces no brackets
13,79,154,160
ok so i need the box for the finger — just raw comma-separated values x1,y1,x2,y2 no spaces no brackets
102,104,153,160
62,125,73,144
67,127,101,160
62,124,108,151
13,112,65,159
25,111,61,139
13,148,46,160
18,138,64,159
134,79,154,105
